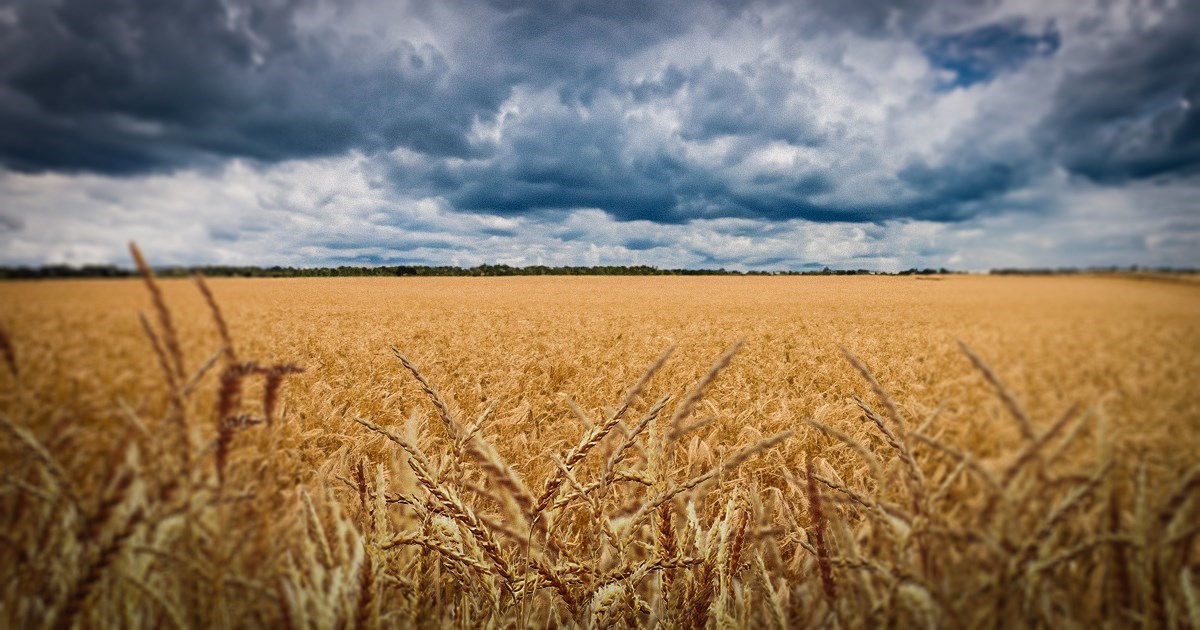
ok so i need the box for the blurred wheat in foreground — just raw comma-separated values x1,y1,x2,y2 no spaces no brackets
0,246,1197,629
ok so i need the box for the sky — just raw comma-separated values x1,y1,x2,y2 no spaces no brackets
0,0,1198,271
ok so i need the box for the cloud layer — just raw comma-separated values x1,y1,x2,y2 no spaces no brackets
0,0,1197,269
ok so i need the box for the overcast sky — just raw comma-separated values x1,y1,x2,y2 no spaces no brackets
1,0,1197,271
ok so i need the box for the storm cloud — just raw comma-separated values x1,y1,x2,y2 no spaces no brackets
0,0,1197,268
0,0,503,173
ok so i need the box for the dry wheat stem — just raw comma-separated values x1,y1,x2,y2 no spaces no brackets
193,274,238,363
533,353,673,518
390,347,462,441
130,243,185,380
957,340,1036,442
668,341,740,439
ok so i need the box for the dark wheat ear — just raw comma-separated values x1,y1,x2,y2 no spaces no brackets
216,361,259,426
216,413,265,484
261,363,305,426
0,322,17,378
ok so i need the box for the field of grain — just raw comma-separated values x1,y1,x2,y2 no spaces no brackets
1,262,1198,627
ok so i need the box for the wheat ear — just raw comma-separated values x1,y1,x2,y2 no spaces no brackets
0,322,18,378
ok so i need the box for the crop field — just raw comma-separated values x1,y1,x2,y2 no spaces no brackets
1,260,1198,627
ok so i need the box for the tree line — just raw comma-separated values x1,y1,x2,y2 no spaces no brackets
6,263,1191,280
0,263,966,279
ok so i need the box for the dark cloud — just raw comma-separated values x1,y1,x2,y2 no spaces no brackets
384,75,1025,225
0,0,1197,236
622,236,669,250
318,235,460,252
483,0,698,91
0,0,503,174
677,61,824,145
1043,1,1200,182
388,102,686,222
896,158,1028,218
744,0,1010,43
760,0,940,38
0,209,20,231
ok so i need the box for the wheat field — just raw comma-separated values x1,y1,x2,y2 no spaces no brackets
1,255,1198,628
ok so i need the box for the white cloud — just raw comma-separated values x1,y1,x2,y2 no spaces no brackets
1,153,1196,271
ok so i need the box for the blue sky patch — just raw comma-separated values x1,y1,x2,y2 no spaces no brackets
922,22,1061,90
